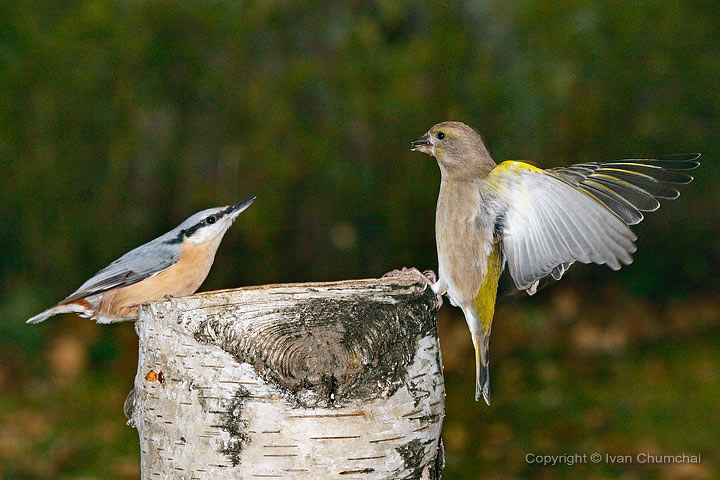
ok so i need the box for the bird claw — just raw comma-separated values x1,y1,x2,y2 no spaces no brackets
422,269,438,284
124,388,136,426
163,294,175,300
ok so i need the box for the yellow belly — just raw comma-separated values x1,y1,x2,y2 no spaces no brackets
471,243,502,334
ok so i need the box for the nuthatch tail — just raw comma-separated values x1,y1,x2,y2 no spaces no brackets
27,197,255,324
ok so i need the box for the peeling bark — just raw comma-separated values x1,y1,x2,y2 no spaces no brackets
130,270,445,479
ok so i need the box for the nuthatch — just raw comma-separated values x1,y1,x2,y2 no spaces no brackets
413,121,699,404
27,197,255,324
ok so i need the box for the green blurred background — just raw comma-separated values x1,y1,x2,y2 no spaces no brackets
1,1,719,478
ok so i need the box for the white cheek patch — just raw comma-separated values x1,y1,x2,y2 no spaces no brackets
189,227,217,244
190,220,234,245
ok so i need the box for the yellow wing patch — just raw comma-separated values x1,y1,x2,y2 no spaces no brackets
486,161,543,213
493,160,543,173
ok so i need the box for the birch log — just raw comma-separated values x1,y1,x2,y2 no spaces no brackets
128,269,445,479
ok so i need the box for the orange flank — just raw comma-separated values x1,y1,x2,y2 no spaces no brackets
98,238,222,319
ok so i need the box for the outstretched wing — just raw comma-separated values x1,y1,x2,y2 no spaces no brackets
488,154,699,294
61,235,180,303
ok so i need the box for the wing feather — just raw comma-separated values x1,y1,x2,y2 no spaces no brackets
550,154,700,224
61,235,180,303
490,154,698,293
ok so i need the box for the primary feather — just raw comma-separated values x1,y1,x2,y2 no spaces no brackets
549,154,699,225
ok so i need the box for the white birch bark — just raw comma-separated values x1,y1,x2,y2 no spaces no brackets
127,269,445,479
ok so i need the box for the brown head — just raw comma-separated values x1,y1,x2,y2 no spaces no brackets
412,121,496,179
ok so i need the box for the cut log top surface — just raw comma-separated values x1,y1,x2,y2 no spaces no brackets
152,270,437,309
138,270,441,408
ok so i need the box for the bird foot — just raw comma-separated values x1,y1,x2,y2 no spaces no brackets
163,294,175,300
383,267,442,306
383,266,436,285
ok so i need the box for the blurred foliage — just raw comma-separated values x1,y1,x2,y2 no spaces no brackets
0,0,718,478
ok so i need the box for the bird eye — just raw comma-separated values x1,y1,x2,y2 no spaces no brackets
206,216,216,225
437,132,445,140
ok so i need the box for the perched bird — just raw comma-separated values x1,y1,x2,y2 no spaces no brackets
27,197,255,324
412,121,699,404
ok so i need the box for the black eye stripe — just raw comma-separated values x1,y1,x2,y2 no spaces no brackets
163,209,230,244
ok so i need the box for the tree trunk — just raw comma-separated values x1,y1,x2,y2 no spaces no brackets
127,269,445,479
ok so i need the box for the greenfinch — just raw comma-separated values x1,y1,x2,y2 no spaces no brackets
412,121,699,404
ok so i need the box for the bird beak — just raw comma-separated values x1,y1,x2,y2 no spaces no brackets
411,134,433,155
229,196,256,218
